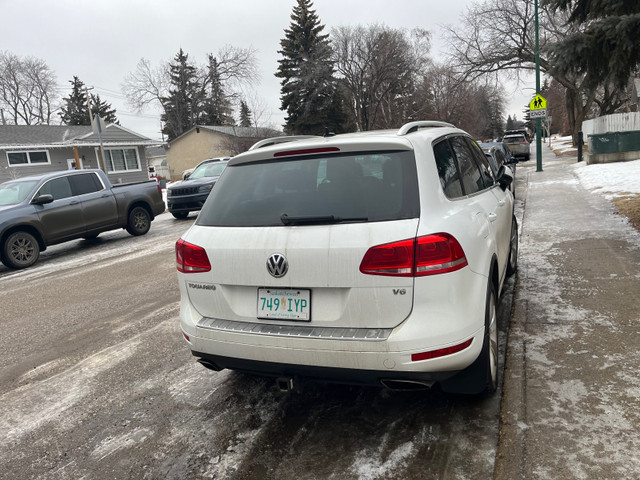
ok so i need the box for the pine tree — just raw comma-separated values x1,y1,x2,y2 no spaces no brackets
59,76,90,125
543,0,640,88
90,94,119,125
161,49,199,139
199,55,234,126
239,100,252,127
275,0,348,134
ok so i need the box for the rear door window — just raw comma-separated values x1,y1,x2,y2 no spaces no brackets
197,151,419,227
69,173,103,195
433,139,464,198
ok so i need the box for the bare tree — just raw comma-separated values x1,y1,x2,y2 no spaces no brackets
444,0,620,144
331,25,431,131
0,51,58,125
121,58,170,112
122,46,258,123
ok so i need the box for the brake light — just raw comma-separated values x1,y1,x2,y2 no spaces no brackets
359,233,468,277
175,238,211,273
273,147,340,157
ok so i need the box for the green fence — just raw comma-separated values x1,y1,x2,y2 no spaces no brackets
589,131,640,154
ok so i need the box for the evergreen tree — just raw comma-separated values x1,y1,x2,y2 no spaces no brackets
276,0,348,134
161,49,199,139
90,94,119,125
59,76,90,125
543,0,640,88
199,55,234,125
239,100,252,127
505,115,515,131
59,77,119,126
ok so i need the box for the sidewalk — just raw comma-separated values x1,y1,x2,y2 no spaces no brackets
495,146,640,479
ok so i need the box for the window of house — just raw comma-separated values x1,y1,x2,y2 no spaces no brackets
100,148,140,172
7,150,51,166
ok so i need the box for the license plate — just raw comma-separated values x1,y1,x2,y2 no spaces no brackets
257,288,311,321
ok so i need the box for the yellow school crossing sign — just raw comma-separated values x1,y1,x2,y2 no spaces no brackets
529,94,547,110
529,94,547,118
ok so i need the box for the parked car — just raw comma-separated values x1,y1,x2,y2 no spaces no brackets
168,159,229,219
503,129,531,143
0,169,165,269
502,134,531,161
478,142,517,193
181,156,230,180
175,121,517,395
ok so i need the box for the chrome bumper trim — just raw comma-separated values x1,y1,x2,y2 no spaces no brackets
197,318,392,341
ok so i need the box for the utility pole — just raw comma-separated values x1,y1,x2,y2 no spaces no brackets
86,86,107,172
535,0,543,172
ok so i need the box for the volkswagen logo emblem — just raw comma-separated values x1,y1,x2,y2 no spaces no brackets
267,253,288,278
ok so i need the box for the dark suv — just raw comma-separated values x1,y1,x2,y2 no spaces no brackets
167,160,229,219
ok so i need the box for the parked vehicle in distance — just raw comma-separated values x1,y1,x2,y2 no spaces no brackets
181,156,230,180
175,121,518,395
502,134,531,161
478,142,517,193
0,169,166,269
167,160,229,219
503,129,531,143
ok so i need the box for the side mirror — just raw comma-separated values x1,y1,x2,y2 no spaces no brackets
497,165,514,191
31,194,54,205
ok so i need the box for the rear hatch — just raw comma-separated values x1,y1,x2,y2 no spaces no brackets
182,148,421,330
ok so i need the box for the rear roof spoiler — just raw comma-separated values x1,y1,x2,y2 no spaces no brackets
248,135,322,151
397,121,456,136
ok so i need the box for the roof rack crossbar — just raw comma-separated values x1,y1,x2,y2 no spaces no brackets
248,135,322,151
397,121,456,136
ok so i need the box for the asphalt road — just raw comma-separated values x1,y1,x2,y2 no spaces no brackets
0,209,517,480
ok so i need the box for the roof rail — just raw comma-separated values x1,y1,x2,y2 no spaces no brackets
397,121,456,136
248,135,321,151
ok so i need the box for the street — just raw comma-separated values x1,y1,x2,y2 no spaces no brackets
0,203,517,479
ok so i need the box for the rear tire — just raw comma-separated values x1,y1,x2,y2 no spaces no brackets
507,216,518,276
482,282,499,394
2,231,40,269
439,280,498,395
126,206,151,236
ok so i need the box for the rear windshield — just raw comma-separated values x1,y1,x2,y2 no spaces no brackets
503,135,525,144
190,162,227,179
196,151,419,227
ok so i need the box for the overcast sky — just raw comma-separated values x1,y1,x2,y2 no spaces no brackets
2,0,534,140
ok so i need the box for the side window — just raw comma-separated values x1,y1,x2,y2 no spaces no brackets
69,173,103,195
36,177,73,201
450,136,483,195
433,139,464,198
466,138,495,188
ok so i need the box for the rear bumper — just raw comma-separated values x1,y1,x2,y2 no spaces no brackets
191,351,461,388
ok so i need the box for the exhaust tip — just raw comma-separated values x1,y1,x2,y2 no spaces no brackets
380,379,434,391
276,377,295,392
197,359,222,372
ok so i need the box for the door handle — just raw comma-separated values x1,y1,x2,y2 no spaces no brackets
497,200,505,207
487,212,498,222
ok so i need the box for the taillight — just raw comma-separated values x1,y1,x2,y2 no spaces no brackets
175,238,211,273
411,339,473,362
359,233,468,277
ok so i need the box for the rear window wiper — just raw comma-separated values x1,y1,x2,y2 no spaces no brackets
280,213,368,225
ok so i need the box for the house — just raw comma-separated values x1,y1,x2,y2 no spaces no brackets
0,124,163,184
165,125,280,181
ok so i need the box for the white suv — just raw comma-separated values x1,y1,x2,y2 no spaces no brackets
175,121,517,394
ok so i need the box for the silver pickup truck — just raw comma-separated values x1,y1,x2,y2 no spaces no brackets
0,169,165,269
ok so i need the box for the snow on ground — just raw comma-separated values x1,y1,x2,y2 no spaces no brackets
572,158,640,199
